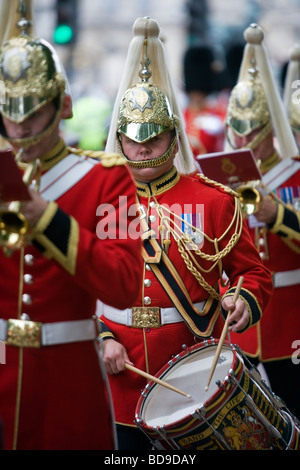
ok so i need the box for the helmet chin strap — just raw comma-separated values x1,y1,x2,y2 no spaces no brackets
226,121,272,152
0,97,63,150
117,134,178,169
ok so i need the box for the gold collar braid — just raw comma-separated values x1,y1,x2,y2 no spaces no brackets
16,137,69,173
258,149,280,174
136,166,179,197
40,137,69,171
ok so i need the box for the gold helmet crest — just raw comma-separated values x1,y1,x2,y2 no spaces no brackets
118,82,177,143
0,35,65,123
226,69,270,137
0,0,66,123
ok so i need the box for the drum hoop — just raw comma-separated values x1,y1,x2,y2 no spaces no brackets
135,339,239,431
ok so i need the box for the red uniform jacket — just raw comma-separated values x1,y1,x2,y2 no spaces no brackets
100,167,273,426
184,106,225,157
231,159,300,361
0,142,142,449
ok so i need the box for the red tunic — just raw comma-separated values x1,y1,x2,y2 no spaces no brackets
0,145,142,449
100,168,273,426
231,161,300,361
183,106,225,157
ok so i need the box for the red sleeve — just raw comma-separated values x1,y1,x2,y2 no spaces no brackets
216,192,273,328
33,162,143,309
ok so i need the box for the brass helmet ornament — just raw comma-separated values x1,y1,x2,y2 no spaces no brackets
225,62,273,154
225,23,298,159
226,65,270,138
283,44,300,137
0,0,67,148
118,83,177,144
117,38,179,169
289,98,300,135
0,36,66,123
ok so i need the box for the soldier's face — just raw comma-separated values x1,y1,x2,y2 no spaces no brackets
120,131,177,183
233,126,274,163
2,101,58,162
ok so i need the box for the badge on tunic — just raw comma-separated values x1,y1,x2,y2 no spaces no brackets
181,212,204,246
275,186,300,211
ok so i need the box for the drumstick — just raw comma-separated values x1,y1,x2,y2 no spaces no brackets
205,276,244,392
125,363,192,399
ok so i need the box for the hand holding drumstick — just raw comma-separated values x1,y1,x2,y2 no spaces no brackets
102,338,192,398
205,276,244,391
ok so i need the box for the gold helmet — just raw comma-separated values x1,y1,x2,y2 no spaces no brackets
118,82,177,143
289,96,300,134
116,32,179,169
225,23,298,159
105,16,196,175
0,0,65,124
0,0,68,148
283,44,300,136
0,35,65,123
226,67,270,137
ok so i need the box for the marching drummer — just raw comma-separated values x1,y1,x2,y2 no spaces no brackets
99,17,273,450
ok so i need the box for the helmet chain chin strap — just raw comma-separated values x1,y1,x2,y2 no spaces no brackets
3,97,63,150
242,121,272,151
117,134,178,169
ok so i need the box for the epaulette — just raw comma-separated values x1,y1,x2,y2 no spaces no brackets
67,146,127,167
97,152,127,167
196,173,239,198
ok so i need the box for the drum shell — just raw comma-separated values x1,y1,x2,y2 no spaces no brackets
135,340,300,450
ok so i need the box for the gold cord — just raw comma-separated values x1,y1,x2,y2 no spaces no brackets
152,183,243,300
13,247,25,450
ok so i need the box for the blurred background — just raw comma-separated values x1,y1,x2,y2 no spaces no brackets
32,0,300,148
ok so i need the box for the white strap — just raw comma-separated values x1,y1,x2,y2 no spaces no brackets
101,302,206,326
41,319,97,345
0,319,7,342
0,318,97,345
273,268,300,288
263,159,300,191
39,154,98,201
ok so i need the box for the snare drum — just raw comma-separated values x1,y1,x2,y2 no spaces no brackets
135,340,300,450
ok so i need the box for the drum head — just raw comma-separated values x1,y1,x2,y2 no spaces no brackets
142,343,233,427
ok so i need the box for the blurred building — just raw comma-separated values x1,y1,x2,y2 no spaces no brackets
34,0,300,104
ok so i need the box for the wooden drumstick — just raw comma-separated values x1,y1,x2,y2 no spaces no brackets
205,276,244,392
125,363,192,399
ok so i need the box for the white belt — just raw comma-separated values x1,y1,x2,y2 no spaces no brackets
0,318,98,348
101,302,205,327
273,268,300,288
39,153,98,201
